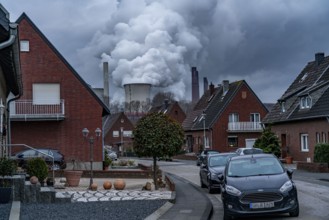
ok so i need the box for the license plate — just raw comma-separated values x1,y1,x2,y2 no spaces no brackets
250,202,275,209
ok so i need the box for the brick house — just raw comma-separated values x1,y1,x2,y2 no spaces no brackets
103,112,134,157
0,4,22,157
9,13,110,168
263,52,329,162
183,80,268,153
149,100,186,124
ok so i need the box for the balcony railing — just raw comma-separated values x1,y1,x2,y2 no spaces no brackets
228,122,262,132
10,99,65,121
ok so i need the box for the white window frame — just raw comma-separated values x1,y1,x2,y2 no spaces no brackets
33,83,60,105
20,40,30,52
316,132,321,144
113,131,119,137
300,96,312,109
229,113,239,122
301,134,309,152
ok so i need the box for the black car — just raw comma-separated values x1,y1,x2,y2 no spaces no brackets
196,149,220,166
219,154,299,220
14,148,66,170
200,152,237,193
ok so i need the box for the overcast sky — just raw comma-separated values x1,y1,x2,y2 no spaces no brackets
2,0,329,103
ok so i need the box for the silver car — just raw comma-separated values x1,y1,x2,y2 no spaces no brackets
107,150,118,160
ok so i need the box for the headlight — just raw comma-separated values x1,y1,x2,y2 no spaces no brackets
280,180,293,193
225,185,242,196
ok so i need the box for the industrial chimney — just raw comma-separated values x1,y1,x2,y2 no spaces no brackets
103,62,109,107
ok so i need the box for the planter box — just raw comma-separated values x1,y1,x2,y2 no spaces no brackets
0,187,12,203
297,162,329,173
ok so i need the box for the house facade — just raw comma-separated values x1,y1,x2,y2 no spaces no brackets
103,112,134,157
10,13,110,168
0,4,22,157
263,52,329,162
183,80,268,153
149,100,186,124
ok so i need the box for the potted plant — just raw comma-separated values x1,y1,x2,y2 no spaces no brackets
64,158,83,187
27,158,49,186
0,157,16,203
103,149,112,170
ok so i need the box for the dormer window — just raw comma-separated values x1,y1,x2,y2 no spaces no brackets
281,101,286,113
299,72,308,83
300,96,312,109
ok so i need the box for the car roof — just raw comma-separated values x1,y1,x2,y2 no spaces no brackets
230,153,274,161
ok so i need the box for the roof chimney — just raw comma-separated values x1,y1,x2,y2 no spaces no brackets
103,62,109,107
222,80,229,95
315,52,325,66
164,99,169,109
203,77,208,94
209,83,215,95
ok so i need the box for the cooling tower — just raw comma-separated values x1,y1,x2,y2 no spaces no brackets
124,83,152,104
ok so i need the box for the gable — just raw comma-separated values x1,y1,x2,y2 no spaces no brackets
16,13,110,116
263,53,329,124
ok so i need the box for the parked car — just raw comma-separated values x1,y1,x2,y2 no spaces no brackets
219,153,299,220
14,148,66,170
196,149,220,166
107,150,118,161
235,147,263,155
199,152,237,193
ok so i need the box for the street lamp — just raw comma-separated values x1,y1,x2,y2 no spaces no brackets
82,127,101,189
201,111,207,149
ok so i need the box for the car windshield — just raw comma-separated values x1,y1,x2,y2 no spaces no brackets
227,157,284,177
209,155,233,167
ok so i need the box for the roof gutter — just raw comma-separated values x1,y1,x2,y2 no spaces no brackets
0,33,16,49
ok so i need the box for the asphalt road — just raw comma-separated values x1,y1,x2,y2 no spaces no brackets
137,159,329,220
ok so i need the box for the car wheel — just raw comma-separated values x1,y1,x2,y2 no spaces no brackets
208,178,214,194
200,176,206,188
289,201,299,217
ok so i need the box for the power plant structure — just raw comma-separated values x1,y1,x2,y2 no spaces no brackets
191,67,200,104
123,83,152,109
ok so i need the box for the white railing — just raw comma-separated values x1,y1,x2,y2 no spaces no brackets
10,99,65,120
228,122,262,132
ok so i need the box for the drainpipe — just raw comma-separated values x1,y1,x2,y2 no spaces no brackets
2,23,22,157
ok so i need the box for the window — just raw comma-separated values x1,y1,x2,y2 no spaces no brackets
300,96,312,109
316,132,321,144
123,130,132,137
250,113,260,122
281,101,286,113
20,40,30,52
33,83,60,104
228,136,238,147
229,113,239,122
322,132,327,143
300,134,309,152
113,131,119,137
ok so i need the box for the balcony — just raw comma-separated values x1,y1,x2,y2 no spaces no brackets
228,122,262,132
10,100,65,121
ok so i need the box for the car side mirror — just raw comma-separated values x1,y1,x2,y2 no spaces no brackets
218,174,224,183
286,169,294,179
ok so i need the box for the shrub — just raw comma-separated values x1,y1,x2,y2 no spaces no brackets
0,157,16,187
314,143,329,165
27,158,49,184
103,150,112,167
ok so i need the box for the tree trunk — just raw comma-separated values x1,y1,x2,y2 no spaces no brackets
153,156,158,190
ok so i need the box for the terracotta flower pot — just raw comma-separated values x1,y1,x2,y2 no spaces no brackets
64,170,83,187
103,180,112,190
114,179,126,190
286,156,293,164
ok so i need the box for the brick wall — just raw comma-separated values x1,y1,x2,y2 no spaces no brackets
11,17,104,163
